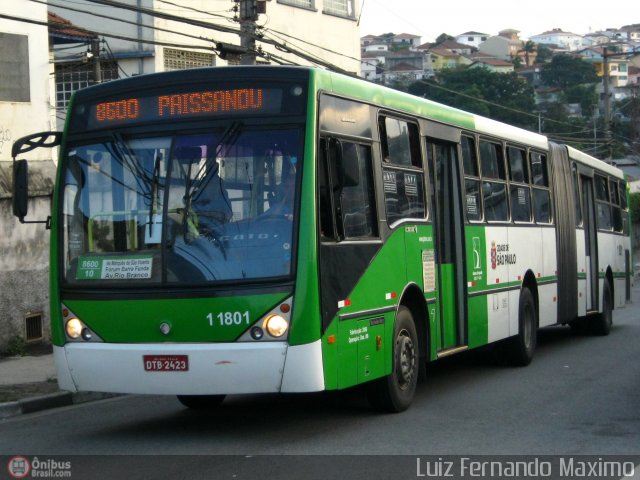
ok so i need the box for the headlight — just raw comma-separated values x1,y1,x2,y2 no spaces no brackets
65,318,83,339
263,314,289,337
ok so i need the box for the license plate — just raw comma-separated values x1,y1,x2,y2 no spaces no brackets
143,355,189,372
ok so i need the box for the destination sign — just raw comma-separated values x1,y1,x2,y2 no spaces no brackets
83,87,284,129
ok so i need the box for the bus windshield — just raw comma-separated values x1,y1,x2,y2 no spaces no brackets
62,125,302,286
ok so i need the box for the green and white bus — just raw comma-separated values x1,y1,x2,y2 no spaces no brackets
12,66,632,412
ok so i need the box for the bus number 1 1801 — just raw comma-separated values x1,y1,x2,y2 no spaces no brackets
207,311,251,327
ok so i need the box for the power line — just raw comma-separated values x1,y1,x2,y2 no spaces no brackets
34,0,224,48
79,0,351,73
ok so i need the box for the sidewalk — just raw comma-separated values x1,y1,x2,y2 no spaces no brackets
0,345,117,419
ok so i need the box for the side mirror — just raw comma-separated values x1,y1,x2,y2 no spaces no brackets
11,131,61,229
12,159,29,222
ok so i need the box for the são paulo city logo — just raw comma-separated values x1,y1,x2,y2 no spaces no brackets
490,241,517,269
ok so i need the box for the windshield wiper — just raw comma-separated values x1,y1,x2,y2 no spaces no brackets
148,150,163,238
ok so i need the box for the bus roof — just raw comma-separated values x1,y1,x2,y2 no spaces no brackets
313,68,549,150
566,145,625,179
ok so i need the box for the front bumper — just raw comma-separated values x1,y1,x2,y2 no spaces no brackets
54,340,324,395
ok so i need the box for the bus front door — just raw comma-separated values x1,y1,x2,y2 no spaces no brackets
427,140,467,353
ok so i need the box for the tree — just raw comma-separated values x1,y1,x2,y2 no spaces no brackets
540,54,599,88
535,44,553,63
518,40,537,67
435,33,455,45
408,67,537,130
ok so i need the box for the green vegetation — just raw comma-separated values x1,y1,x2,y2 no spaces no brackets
408,67,537,131
4,335,26,357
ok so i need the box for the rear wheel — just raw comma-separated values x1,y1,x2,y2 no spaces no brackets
505,287,537,366
367,306,418,413
177,395,226,409
590,280,613,336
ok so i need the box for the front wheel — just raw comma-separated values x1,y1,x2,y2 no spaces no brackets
367,306,419,413
177,394,226,409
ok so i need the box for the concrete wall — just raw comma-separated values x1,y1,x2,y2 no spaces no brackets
0,2,54,352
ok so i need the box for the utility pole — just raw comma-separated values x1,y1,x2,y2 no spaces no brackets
91,37,102,84
238,0,258,65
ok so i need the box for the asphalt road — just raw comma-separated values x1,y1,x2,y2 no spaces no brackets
1,284,639,479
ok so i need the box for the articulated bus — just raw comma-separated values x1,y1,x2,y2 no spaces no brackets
12,66,631,412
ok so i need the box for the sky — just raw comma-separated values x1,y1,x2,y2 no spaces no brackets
357,0,638,42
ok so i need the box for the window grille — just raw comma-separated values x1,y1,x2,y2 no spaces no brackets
55,61,119,110
25,313,43,343
163,48,215,71
278,0,314,8
323,0,354,17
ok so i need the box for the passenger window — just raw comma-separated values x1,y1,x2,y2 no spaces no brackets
479,139,507,222
511,185,531,222
462,135,482,222
379,116,421,167
507,146,528,183
461,136,478,177
479,140,505,180
465,179,482,222
483,182,508,222
340,143,378,239
318,138,378,240
573,166,582,226
595,175,609,201
383,168,426,225
609,179,623,232
529,152,549,187
530,151,551,224
597,202,612,230
532,189,551,223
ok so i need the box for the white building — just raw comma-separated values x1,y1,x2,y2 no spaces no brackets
455,31,490,49
0,0,56,351
529,28,585,51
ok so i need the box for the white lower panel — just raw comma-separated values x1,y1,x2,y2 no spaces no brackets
537,283,558,327
280,340,324,392
56,342,289,395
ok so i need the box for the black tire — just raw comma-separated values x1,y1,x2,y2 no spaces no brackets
177,394,226,409
505,287,537,366
590,280,613,336
367,306,419,413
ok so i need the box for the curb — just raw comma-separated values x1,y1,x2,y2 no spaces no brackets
0,391,122,419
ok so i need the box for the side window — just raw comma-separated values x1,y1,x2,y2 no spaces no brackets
379,116,421,167
507,145,531,223
479,139,507,222
479,140,506,180
507,146,528,183
610,178,623,232
383,169,426,225
319,138,378,240
573,165,582,226
595,174,612,231
529,151,551,224
620,180,629,234
461,135,482,222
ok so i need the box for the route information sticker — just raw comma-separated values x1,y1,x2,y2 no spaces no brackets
76,256,153,280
